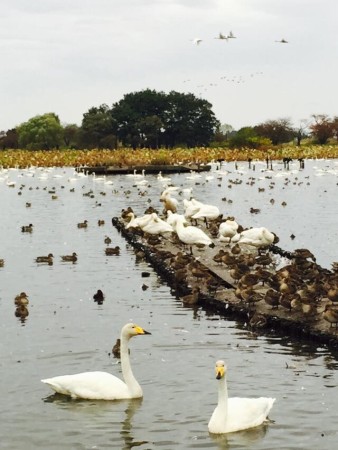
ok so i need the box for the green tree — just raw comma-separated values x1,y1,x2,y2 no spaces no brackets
254,118,294,145
228,127,270,149
0,128,19,149
17,113,63,150
80,104,117,149
111,89,219,148
63,124,80,148
309,114,334,144
111,89,167,148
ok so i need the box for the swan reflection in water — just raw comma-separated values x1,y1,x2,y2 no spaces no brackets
43,395,147,449
210,422,269,449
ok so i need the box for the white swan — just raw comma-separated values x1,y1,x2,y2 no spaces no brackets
208,360,275,434
171,215,214,253
125,212,153,230
160,190,179,213
166,210,187,228
219,218,239,243
232,227,276,249
191,203,221,223
183,198,204,220
41,323,151,400
141,213,174,235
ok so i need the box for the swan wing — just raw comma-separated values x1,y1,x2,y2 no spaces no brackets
41,371,130,400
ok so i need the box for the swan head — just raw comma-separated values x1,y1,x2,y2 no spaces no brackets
122,323,151,338
215,360,227,379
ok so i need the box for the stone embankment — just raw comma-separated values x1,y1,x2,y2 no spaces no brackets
112,217,338,350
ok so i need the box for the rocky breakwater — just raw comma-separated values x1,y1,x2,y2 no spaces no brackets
112,213,338,350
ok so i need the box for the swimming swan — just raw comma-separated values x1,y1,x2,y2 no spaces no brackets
41,323,151,400
208,360,275,434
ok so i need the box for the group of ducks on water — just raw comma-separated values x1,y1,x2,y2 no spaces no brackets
14,292,30,322
119,187,338,330
34,252,78,265
41,322,275,434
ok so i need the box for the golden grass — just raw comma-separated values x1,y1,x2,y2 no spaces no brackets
0,145,337,168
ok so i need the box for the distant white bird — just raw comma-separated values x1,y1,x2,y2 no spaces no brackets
183,198,204,220
208,360,275,434
192,38,203,45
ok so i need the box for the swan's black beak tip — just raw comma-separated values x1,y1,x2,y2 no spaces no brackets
143,330,152,335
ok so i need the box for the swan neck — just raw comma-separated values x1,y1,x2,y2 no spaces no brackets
120,333,142,397
218,374,228,417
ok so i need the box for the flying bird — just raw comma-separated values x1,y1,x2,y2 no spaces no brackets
215,32,228,41
192,38,203,45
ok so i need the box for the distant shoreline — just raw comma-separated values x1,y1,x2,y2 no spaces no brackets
0,145,337,168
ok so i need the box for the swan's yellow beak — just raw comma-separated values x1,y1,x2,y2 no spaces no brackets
135,325,151,335
215,366,225,380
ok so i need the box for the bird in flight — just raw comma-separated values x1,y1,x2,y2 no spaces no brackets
192,38,203,45
215,32,228,41
275,38,288,43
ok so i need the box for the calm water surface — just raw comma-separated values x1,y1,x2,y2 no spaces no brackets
0,159,337,449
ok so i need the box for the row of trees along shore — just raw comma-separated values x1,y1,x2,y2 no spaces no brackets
1,89,338,151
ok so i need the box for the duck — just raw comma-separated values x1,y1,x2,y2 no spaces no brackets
98,220,105,226
264,289,280,309
249,313,268,330
171,215,214,254
15,305,29,319
35,253,54,264
41,323,151,400
21,224,33,233
93,289,104,304
104,236,112,245
0,259,4,267
14,292,29,306
61,252,77,263
77,220,88,229
208,360,275,434
105,246,120,256
112,338,124,358
181,287,200,306
323,305,338,328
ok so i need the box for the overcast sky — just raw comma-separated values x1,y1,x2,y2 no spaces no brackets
1,0,337,131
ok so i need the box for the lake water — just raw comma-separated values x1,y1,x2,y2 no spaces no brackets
0,159,337,449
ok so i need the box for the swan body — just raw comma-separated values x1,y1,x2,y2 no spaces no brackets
166,211,187,228
41,323,151,400
208,360,275,434
191,203,221,221
171,215,213,251
141,213,174,235
160,190,179,213
219,219,239,242
232,227,275,249
183,198,204,220
125,212,153,230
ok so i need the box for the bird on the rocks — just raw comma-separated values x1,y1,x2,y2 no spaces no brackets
323,305,338,328
264,289,280,309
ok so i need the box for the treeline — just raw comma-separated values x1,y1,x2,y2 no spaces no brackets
0,88,337,150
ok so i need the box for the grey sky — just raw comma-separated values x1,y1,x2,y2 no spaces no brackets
1,0,337,131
